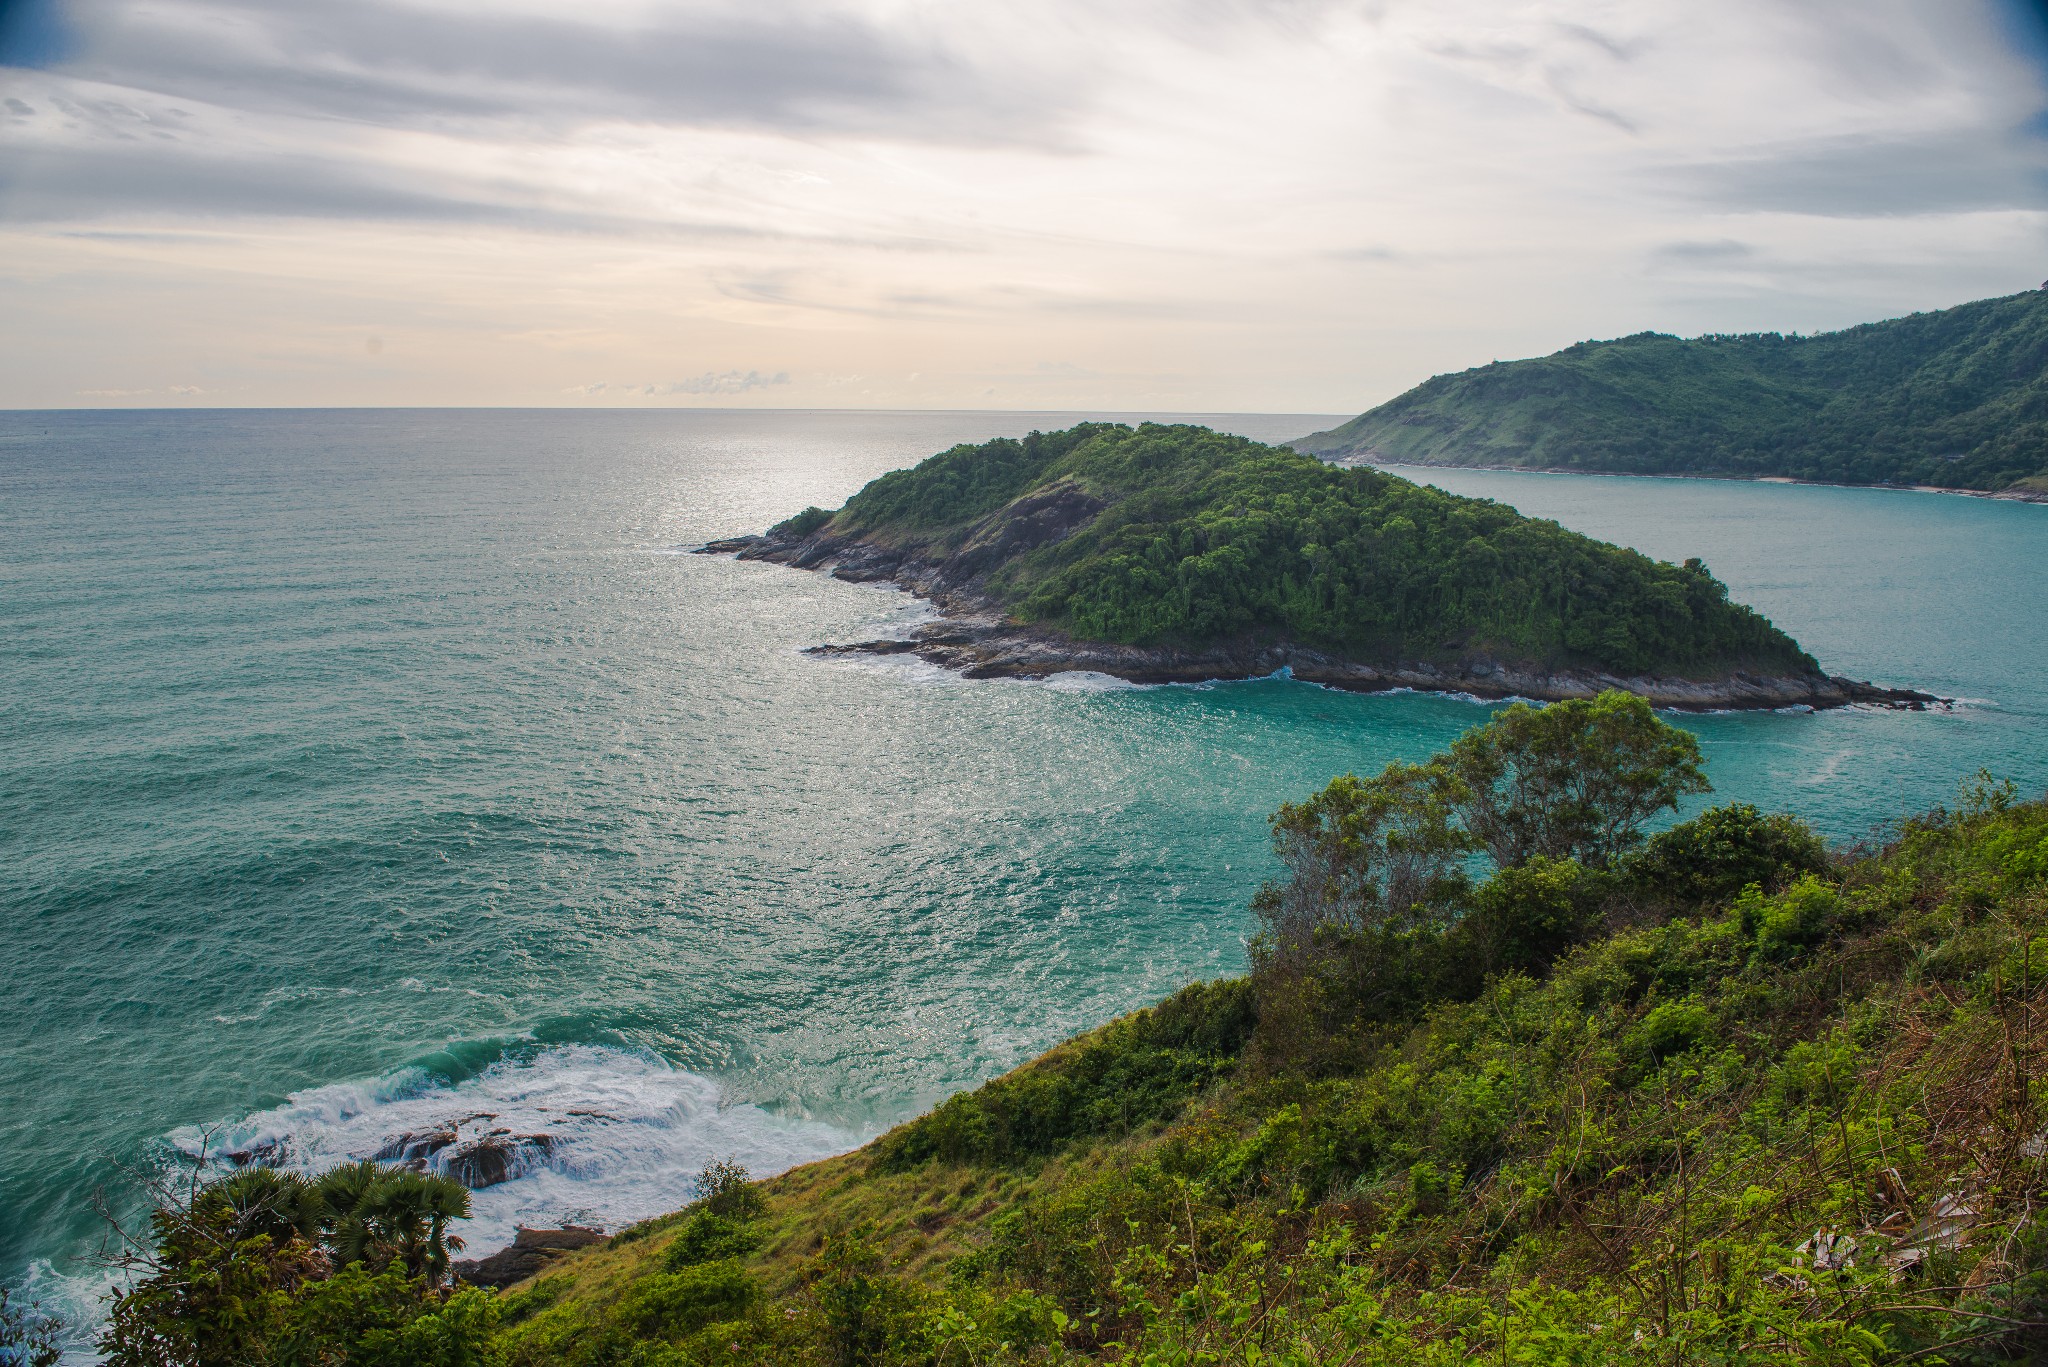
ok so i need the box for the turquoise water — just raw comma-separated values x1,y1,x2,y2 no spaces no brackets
2,410,2043,1335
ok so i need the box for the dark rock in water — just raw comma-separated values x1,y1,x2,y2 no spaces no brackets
452,1225,606,1290
444,1133,556,1188
223,1139,285,1167
373,1129,458,1167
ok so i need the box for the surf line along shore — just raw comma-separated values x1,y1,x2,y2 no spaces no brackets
697,527,1942,713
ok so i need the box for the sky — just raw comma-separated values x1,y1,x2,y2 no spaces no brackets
2,0,2046,411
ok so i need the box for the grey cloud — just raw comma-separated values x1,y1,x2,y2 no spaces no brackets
1669,129,2048,217
1654,239,1752,262
54,0,1077,147
0,135,958,243
4,97,32,115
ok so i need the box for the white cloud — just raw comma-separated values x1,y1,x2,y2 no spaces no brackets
3,0,2045,409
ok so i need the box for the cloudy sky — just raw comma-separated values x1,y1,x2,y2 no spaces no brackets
2,0,2045,410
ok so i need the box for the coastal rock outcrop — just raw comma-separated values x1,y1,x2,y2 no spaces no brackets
703,527,1939,712
452,1225,606,1289
444,1132,557,1189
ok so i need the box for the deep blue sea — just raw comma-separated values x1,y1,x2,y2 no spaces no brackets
3,409,2043,1342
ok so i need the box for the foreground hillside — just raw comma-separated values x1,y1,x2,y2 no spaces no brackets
708,423,1927,709
485,717,2048,1366
1296,289,2048,497
91,697,2045,1364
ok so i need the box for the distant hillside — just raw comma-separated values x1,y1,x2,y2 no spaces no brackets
707,423,1862,701
1297,289,2048,496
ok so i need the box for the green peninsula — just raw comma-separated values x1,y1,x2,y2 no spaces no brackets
1296,289,2048,498
707,422,1928,709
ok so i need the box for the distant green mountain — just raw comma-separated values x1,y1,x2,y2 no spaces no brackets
1297,289,2048,496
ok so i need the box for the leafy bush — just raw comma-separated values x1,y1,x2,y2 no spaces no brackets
1742,875,1842,958
1461,854,1607,976
663,1211,760,1270
872,978,1255,1169
1619,801,1829,907
618,1260,758,1340
690,1159,764,1222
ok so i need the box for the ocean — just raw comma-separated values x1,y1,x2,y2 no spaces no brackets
3,409,2043,1343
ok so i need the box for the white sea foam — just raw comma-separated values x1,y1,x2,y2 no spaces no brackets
168,1044,866,1256
1036,671,1142,693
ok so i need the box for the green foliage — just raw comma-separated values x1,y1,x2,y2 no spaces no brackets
1741,875,1842,959
1261,760,1474,953
278,1266,504,1367
312,1161,475,1286
873,979,1256,1170
1249,693,1706,1063
1300,288,2048,493
100,1162,485,1367
772,506,834,538
818,423,1811,677
690,1158,766,1222
0,1286,61,1367
617,1260,758,1340
807,1229,931,1367
1464,855,1608,977
1616,800,1829,907
662,1211,760,1271
1444,691,1709,869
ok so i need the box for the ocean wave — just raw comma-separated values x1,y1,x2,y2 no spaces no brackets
165,1043,866,1256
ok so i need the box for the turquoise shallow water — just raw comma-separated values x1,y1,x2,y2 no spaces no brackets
2,410,2043,1336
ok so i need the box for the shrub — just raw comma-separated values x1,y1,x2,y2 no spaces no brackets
664,1210,760,1270
1459,855,1607,977
618,1260,759,1340
1619,802,1828,908
690,1159,765,1222
1741,876,1840,958
873,978,1254,1169
807,1230,929,1367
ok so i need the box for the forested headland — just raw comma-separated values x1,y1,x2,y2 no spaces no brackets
706,423,1895,706
72,697,2048,1365
1295,289,2048,497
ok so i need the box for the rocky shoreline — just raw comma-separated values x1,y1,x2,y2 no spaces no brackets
699,529,1942,713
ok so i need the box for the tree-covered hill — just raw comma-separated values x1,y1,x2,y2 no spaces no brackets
742,422,1819,683
1296,289,2048,496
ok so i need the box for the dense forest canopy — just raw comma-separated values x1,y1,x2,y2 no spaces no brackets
1295,288,2048,494
800,422,1812,679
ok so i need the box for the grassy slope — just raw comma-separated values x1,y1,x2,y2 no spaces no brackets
495,793,2048,1366
1297,290,2048,493
796,422,1813,678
